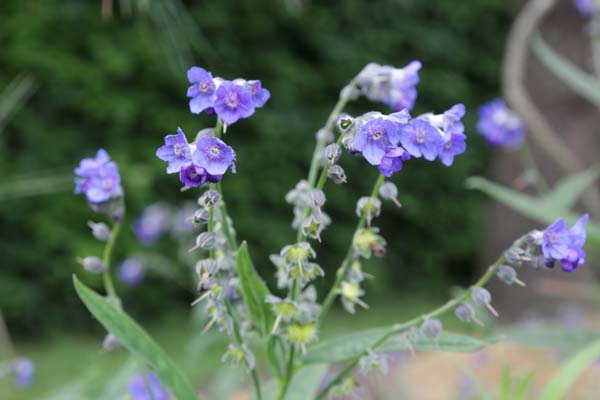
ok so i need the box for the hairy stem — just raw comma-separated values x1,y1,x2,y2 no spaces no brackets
316,253,510,399
101,222,121,302
318,174,386,326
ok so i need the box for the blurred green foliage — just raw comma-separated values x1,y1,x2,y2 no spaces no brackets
0,0,510,334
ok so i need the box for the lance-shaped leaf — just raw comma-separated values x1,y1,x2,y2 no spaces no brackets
541,166,600,211
73,276,198,400
236,241,274,336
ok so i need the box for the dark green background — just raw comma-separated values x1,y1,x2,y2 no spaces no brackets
0,0,509,334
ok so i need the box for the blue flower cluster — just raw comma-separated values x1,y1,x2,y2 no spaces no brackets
187,67,270,124
542,214,589,272
74,149,122,203
477,98,524,148
349,104,467,176
356,61,422,111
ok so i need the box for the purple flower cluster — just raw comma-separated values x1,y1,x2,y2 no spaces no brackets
477,98,524,148
574,0,598,17
357,61,422,111
156,129,236,188
132,203,170,245
74,149,122,203
542,214,588,272
13,357,35,389
117,259,145,287
187,67,270,125
128,372,169,400
351,104,467,176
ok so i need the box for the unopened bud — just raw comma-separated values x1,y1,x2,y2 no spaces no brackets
455,303,483,326
324,143,342,164
308,189,326,209
87,221,111,241
496,265,526,287
189,232,216,252
191,208,210,225
504,247,526,267
77,256,106,273
471,287,498,317
421,318,442,341
327,164,347,184
356,196,381,226
198,190,221,207
316,128,334,144
378,182,402,208
102,333,121,351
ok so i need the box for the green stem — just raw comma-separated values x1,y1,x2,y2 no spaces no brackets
518,137,549,194
101,222,121,302
315,253,510,399
318,174,386,326
276,346,296,400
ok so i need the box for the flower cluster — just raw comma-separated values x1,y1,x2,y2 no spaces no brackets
344,104,467,176
186,67,270,124
12,357,35,389
542,214,589,272
74,149,122,204
476,98,524,148
156,128,236,189
356,61,422,111
574,0,598,17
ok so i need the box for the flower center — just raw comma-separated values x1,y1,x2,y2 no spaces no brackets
371,130,384,141
210,145,221,157
189,169,198,178
416,130,426,144
102,178,113,190
226,92,238,108
444,141,452,149
198,81,209,93
173,144,182,156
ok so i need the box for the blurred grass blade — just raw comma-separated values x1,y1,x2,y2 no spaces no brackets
532,33,600,110
497,323,600,352
500,367,511,400
514,373,533,400
73,276,198,400
466,176,600,247
303,327,487,365
0,172,72,201
541,166,600,210
0,75,37,134
256,365,328,400
236,241,274,336
539,337,600,400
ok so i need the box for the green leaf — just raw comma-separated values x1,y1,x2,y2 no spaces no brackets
236,241,274,336
542,166,600,210
466,176,600,247
531,33,600,109
500,367,511,400
303,327,487,365
73,276,198,400
514,373,534,400
497,323,600,352
539,337,600,400
256,365,328,400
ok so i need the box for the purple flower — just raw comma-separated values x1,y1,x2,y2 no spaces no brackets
75,149,122,204
247,80,271,108
133,203,170,245
477,98,524,148
420,104,467,166
378,146,410,177
179,161,208,188
156,128,191,174
542,214,589,272
442,103,466,135
574,0,598,16
118,259,145,287
214,81,255,125
187,67,216,114
13,357,35,388
352,118,399,165
400,118,443,161
358,61,422,111
438,132,467,166
192,136,236,175
128,372,169,400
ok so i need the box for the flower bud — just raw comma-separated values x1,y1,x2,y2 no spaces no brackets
222,344,256,371
324,143,342,164
378,182,402,208
308,189,326,209
471,288,498,317
191,207,210,225
420,318,442,341
198,189,221,207
315,128,334,144
504,247,527,267
189,232,216,252
77,256,106,273
356,196,381,226
496,265,526,287
454,303,483,326
196,258,218,275
337,113,355,133
327,164,347,184
102,333,121,351
87,221,111,241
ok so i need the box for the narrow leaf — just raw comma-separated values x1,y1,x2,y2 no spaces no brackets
497,323,600,352
73,276,198,400
532,33,600,109
303,327,487,365
236,241,274,336
541,166,600,210
539,337,600,400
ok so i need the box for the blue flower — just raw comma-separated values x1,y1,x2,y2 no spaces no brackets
357,61,421,111
420,104,467,166
352,118,398,165
75,149,122,203
214,81,255,125
187,67,216,114
438,132,467,167
477,98,524,148
179,161,208,188
156,128,191,174
132,203,170,245
400,118,443,161
192,136,236,175
378,146,410,177
247,80,271,108
542,214,588,272
118,259,145,287
13,357,35,389
128,372,169,400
